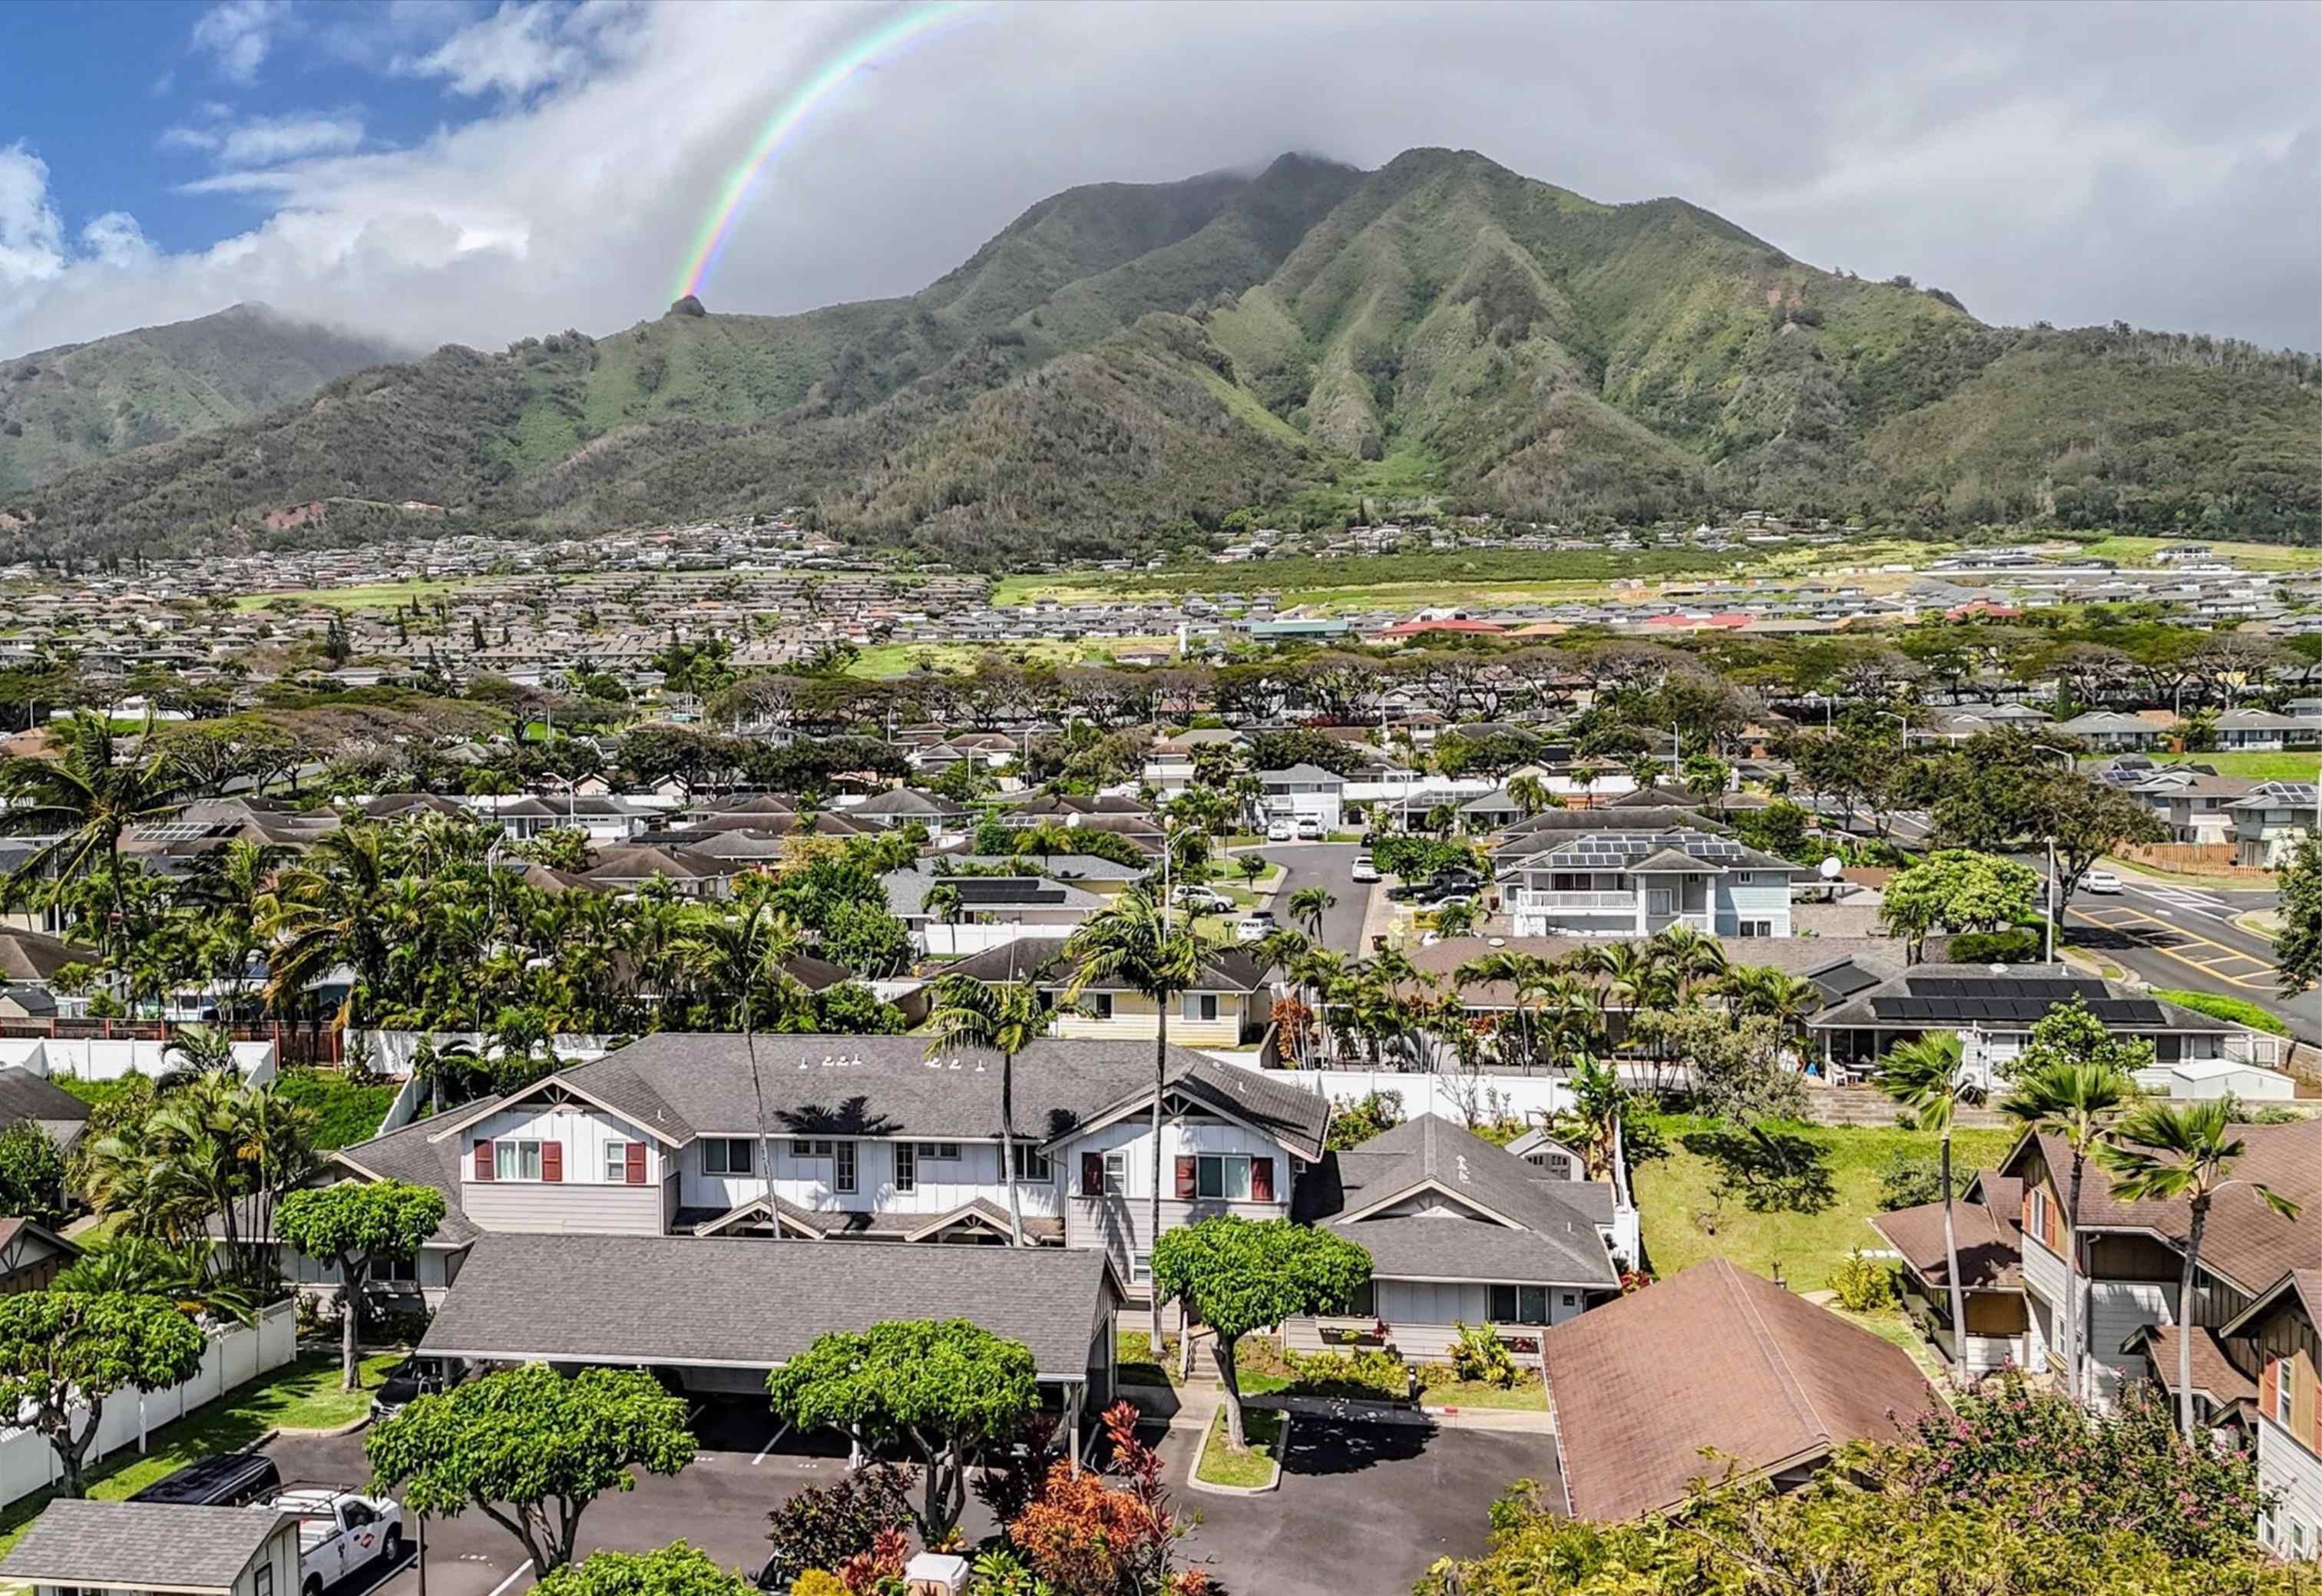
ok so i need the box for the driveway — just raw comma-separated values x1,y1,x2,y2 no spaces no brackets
1262,842,1372,953
1157,1416,1546,1596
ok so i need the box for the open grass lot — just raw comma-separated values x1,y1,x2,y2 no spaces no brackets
1417,1374,1546,1411
2142,751,2320,781
1195,1406,1284,1488
841,637,1181,677
233,577,486,613
0,1350,401,1558
2075,534,2322,571
1634,1114,2019,1292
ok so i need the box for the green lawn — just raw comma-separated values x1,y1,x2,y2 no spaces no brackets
1634,1115,2019,1292
1417,1374,1546,1411
1195,1406,1283,1488
1116,1330,1179,1389
2142,752,2321,780
271,1069,401,1149
232,578,484,613
1826,1304,1952,1390
0,1350,401,1558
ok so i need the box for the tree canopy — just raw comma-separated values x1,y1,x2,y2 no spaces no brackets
0,1291,207,1495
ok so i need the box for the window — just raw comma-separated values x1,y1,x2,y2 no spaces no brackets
1345,1279,1375,1317
1647,889,1674,917
2275,1359,2294,1426
1085,993,1114,1020
917,1142,959,1160
832,1142,857,1195
604,1141,630,1183
375,1254,418,1284
1196,1154,1251,1201
2294,1520,2310,1561
1737,920,1771,938
1012,1145,1051,1183
1488,1285,1549,1325
2029,1188,2050,1244
703,1138,753,1175
894,1141,917,1194
1129,1251,1151,1284
255,1565,274,1596
1103,1151,1127,1197
494,1139,542,1181
792,1138,835,1158
1182,993,1219,1023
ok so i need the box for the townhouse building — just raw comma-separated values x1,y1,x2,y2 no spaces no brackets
2230,782,2317,867
2226,1271,2321,1561
1495,826,1798,940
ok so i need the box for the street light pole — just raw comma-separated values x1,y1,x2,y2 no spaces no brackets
2043,837,2056,964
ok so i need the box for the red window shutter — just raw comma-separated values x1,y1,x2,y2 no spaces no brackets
626,1142,647,1185
473,1142,493,1181
1174,1156,1197,1200
2261,1356,2278,1419
1081,1153,1104,1196
541,1142,562,1183
1250,1157,1275,1203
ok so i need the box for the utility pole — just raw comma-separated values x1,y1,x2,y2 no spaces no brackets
2043,837,2056,964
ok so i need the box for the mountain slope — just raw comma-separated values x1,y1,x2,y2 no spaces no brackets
6,150,2316,563
0,305,403,494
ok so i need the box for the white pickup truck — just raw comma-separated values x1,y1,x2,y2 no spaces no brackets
272,1486,406,1596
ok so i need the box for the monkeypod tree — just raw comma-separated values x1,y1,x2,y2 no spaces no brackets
0,1292,206,1496
766,1319,1038,1541
1150,1217,1371,1450
276,1179,447,1392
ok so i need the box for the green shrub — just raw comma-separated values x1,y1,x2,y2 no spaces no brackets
1829,1248,1896,1312
1877,1149,1967,1210
1450,1321,1520,1389
2148,987,2291,1036
789,1574,848,1596
1947,928,2043,964
272,1069,400,1149
1281,1347,1411,1402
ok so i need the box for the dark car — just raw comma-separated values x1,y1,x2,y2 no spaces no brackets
128,1450,282,1508
368,1356,455,1423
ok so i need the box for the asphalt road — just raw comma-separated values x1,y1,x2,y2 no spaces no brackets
1254,841,1371,955
2056,875,2316,1039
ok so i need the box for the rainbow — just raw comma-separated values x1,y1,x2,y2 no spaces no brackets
672,1,977,303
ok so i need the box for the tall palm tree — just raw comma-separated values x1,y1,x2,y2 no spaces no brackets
1454,950,1553,1071
675,905,806,1029
0,713,193,957
1507,774,1549,819
157,1024,241,1089
1287,886,1335,941
2000,1060,2132,1403
2099,1101,2301,1439
925,971,1052,1246
1877,1030,1980,1386
1060,887,1202,1346
260,825,395,1028
190,838,293,1016
1651,923,1726,1003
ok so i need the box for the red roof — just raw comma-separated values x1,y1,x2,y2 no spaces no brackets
1947,600,2021,620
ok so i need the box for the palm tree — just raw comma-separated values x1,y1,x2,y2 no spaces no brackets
676,906,806,1029
1287,886,1335,941
2099,1101,2301,1439
1570,764,1601,808
260,826,395,1029
1454,950,1553,1071
1876,1030,1980,1386
1650,923,1726,1003
1507,774,1550,819
189,838,293,1017
925,972,1052,1246
0,713,193,957
2000,1060,2132,1403
1431,900,1478,939
1060,888,1202,1346
54,1236,257,1325
157,1025,241,1089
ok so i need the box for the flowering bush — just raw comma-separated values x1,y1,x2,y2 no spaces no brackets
1007,1403,1209,1596
760,1465,915,1593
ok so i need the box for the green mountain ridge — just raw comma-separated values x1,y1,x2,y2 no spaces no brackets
6,148,2316,563
0,304,405,497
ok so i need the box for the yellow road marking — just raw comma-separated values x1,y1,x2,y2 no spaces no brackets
2066,904,2278,990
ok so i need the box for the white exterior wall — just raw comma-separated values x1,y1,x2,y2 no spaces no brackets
461,1103,666,1234
680,1136,1063,1221
1060,1115,1293,1271
2260,1420,2322,1561
1719,873,1793,936
2086,1279,2177,1403
2019,1232,2069,1376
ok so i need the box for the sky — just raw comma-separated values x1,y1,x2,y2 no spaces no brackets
2,0,2317,361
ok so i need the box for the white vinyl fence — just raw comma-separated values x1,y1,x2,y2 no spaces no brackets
0,1037,276,1085
0,1300,297,1509
349,1030,616,1080
1229,1064,1579,1125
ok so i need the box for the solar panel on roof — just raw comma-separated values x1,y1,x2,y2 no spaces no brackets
952,879,1066,905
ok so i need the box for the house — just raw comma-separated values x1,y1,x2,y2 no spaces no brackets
418,1233,1122,1418
1999,1119,2319,1406
1805,967,2276,1082
0,1217,78,1293
883,865,1107,954
283,1033,1328,1311
934,942,1276,1052
845,788,973,834
581,842,733,898
1259,764,1346,831
1285,1115,1623,1360
2221,1269,2322,1560
1870,1171,2029,1377
2212,707,2310,751
1536,1258,1937,1521
0,1066,92,1154
0,928,99,1021
0,1500,300,1596
2230,782,2317,867
1496,827,1799,940
486,795,653,844
2052,711,2165,751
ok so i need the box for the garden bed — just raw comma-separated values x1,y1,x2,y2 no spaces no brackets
1193,1406,1285,1490
1417,1373,1546,1411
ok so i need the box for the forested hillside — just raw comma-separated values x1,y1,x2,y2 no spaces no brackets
0,305,402,495
6,149,2314,565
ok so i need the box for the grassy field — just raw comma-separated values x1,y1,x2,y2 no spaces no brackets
2076,535,2322,571
1634,1115,2019,1292
2144,752,2321,780
1195,1406,1284,1488
233,577,485,613
0,1350,401,1558
841,638,1180,677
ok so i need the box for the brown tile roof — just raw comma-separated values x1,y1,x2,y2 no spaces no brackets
2128,1323,2258,1408
1869,1175,2023,1291
1541,1258,1936,1522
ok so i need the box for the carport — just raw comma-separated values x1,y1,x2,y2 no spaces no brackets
418,1234,1122,1464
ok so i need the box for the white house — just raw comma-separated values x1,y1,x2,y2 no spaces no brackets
1259,763,1347,831
1495,827,1798,939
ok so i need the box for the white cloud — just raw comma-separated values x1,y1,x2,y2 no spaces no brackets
190,0,289,84
3,1,2315,361
78,213,155,271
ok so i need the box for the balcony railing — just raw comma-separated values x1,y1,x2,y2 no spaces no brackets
1515,891,1635,911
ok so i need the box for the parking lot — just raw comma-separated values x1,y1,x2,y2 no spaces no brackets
266,1400,1536,1596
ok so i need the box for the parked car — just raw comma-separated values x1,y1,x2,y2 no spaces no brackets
1234,910,1275,943
272,1485,406,1596
1169,884,1235,914
1265,818,1295,841
1350,854,1380,883
128,1451,282,1508
1295,817,1325,840
2081,869,2124,895
368,1355,457,1424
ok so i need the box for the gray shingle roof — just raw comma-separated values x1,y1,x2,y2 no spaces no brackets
1,1500,288,1593
420,1233,1113,1378
0,1066,91,1126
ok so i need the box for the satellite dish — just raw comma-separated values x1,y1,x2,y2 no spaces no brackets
1817,856,1844,880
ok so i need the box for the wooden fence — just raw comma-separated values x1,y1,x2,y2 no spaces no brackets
2112,843,2273,881
0,1018,342,1065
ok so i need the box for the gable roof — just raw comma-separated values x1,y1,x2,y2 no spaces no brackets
1869,1172,2023,1290
419,1233,1113,1380
1540,1258,1936,1521
1808,965,2237,1033
0,928,100,983
0,1500,289,1594
0,1066,91,1126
